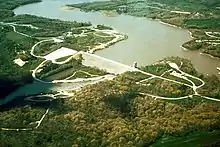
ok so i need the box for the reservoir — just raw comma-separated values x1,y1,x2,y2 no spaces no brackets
14,0,220,76
1,1,219,144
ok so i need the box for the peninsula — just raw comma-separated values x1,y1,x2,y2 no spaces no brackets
69,0,220,58
0,0,220,147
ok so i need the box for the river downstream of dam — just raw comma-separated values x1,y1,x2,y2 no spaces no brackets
14,0,220,76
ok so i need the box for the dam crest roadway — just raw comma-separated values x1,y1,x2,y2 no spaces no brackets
1,21,220,131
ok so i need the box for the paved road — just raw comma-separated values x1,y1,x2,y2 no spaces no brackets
1,21,220,132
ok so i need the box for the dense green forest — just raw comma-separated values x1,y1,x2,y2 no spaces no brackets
4,14,91,37
0,0,115,99
0,0,41,10
1,60,220,146
0,17,88,98
0,0,41,98
0,0,41,19
1,0,220,146
1,56,220,146
0,22,39,98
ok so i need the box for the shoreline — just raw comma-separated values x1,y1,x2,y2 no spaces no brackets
158,20,220,61
100,10,118,17
61,5,80,11
46,4,220,62
188,30,195,39
180,45,189,51
200,52,220,60
158,20,195,39
181,45,220,60
90,34,128,53
13,3,220,76
159,20,183,29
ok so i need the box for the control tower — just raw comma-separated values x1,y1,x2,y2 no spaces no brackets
133,62,137,68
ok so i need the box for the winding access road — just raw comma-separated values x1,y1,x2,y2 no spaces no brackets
1,21,220,132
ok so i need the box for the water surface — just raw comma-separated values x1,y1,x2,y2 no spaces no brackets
14,0,220,76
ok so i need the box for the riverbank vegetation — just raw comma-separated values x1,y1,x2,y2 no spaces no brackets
0,0,122,98
61,32,115,52
4,14,92,37
0,0,41,20
1,62,220,146
96,24,113,30
1,0,220,146
0,23,39,99
70,0,220,58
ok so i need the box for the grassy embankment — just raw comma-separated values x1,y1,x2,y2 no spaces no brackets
36,58,108,81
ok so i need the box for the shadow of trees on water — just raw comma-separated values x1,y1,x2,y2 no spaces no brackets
0,75,70,113
0,75,32,99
